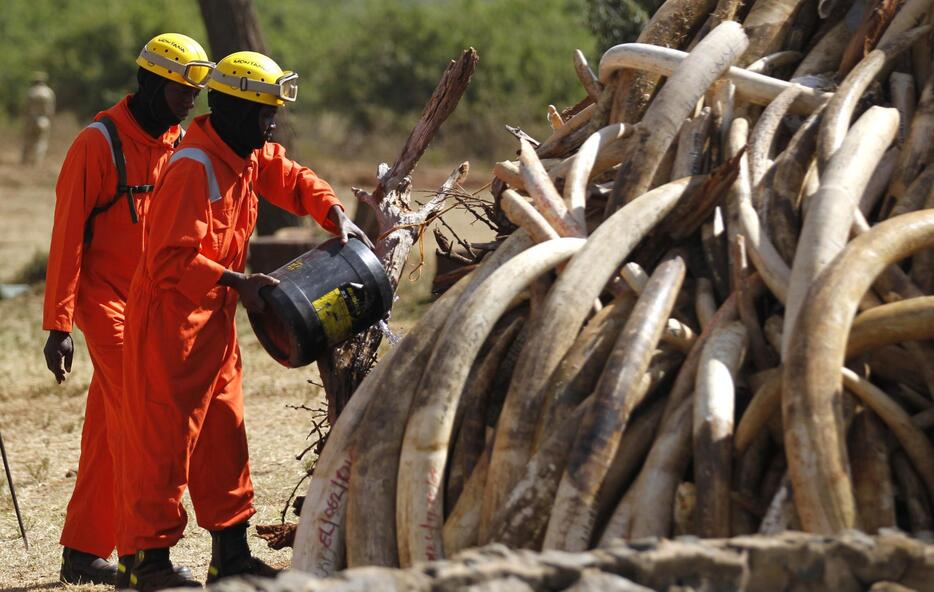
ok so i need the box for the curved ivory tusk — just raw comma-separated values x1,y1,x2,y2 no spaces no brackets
759,475,796,534
734,367,782,454
442,442,490,554
728,118,790,303
849,409,896,534
294,280,469,575
490,395,594,549
910,173,934,293
397,237,585,566
603,294,741,543
519,140,586,238
818,25,931,164
782,106,899,357
479,177,697,543
600,395,694,543
607,22,749,212
847,296,934,357
493,160,523,189
621,262,696,352
292,231,534,575
792,19,849,79
859,146,900,218
593,396,668,537
544,257,686,551
671,108,712,181
739,0,812,67
783,209,934,534
695,277,717,331
446,313,525,516
890,162,934,219
573,49,603,101
747,50,803,74
530,298,634,453
608,0,719,124
877,0,934,47
693,321,747,538
561,125,629,231
885,75,933,215
891,451,933,534
890,72,917,145
598,43,829,114
842,368,934,506
748,84,803,190
501,189,561,243
548,122,631,182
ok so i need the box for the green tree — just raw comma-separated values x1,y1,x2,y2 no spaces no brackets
0,1,205,119
586,0,664,52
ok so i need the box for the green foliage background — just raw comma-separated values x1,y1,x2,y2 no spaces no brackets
1,0,652,160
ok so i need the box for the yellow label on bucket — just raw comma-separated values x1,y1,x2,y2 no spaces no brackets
312,287,353,344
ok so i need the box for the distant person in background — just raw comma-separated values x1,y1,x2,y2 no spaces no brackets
119,50,370,590
41,33,214,587
21,71,56,165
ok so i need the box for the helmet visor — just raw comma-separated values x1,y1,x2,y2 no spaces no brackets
139,47,215,88
211,70,299,103
182,61,215,87
276,72,299,102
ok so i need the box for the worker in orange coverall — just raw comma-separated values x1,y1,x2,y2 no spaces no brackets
119,50,373,590
41,33,214,587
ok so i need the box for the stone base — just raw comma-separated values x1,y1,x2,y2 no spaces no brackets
211,530,934,591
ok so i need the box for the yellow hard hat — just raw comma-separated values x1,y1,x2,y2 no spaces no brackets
136,33,214,89
207,51,298,107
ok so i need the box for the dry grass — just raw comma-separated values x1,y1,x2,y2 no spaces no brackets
0,114,495,590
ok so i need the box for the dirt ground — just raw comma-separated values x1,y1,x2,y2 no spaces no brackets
0,115,495,590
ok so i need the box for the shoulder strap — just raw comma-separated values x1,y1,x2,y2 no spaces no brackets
169,147,222,203
83,116,154,243
98,116,128,199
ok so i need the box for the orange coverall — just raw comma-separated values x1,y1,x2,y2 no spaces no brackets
43,96,183,558
120,114,342,552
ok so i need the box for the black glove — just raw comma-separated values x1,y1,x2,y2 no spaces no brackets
327,205,375,250
219,270,279,313
44,330,74,384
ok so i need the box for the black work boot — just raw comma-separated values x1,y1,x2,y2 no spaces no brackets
115,554,134,590
206,522,280,583
60,547,118,585
128,548,200,591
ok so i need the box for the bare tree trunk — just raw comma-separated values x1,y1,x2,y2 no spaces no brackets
197,0,301,235
318,49,479,423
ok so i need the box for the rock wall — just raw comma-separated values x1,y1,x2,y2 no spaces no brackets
210,531,934,591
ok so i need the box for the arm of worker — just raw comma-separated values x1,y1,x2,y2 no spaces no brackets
147,162,280,313
145,162,227,305
217,270,278,313
42,128,110,382
255,143,374,249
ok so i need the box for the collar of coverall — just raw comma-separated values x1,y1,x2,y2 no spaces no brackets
100,95,181,149
185,114,256,173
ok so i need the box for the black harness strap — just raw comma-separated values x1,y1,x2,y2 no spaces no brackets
83,116,155,244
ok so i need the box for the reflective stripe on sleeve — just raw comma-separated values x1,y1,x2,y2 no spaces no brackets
87,122,116,165
169,148,222,203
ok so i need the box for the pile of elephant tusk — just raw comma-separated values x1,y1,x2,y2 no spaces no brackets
292,0,934,576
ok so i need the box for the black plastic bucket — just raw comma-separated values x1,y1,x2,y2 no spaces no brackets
247,237,393,368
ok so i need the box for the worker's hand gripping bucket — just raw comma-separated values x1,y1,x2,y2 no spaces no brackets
247,238,393,367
